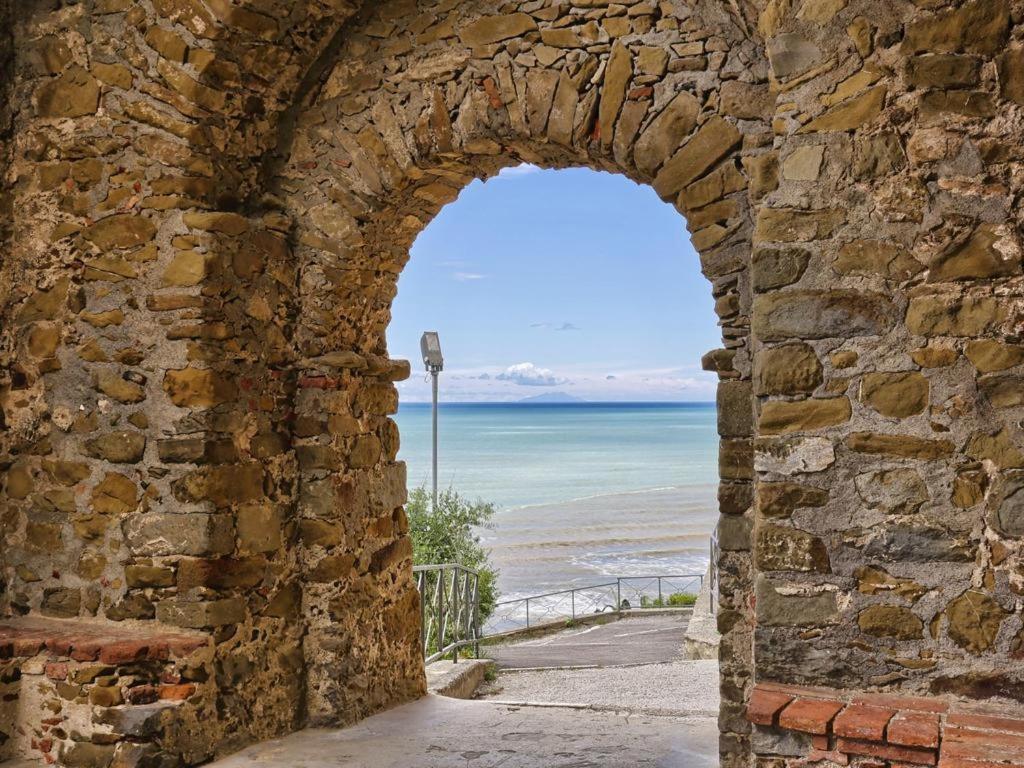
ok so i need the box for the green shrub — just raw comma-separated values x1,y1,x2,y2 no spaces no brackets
640,591,698,608
406,487,500,623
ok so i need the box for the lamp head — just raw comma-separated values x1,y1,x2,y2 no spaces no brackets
420,331,444,372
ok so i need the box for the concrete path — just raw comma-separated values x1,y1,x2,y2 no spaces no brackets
479,659,719,717
206,615,720,768
485,613,691,669
208,694,720,768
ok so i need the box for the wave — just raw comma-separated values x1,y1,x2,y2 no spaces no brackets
488,533,712,551
503,484,717,511
481,522,713,539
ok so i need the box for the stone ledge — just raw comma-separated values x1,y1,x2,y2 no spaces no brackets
0,615,210,662
748,682,1024,768
426,659,492,699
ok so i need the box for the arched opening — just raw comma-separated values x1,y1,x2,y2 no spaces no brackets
388,162,724,740
390,163,719,593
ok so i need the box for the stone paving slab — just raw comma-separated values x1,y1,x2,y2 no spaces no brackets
206,694,720,768
485,614,692,669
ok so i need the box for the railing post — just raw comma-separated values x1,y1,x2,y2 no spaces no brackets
571,589,575,621
452,569,459,663
419,571,426,658
617,579,621,612
436,568,444,659
464,571,472,652
526,597,530,629
658,577,663,607
472,572,480,658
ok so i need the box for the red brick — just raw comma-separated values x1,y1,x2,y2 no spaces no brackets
853,693,949,714
779,698,846,735
159,683,196,701
759,681,844,699
812,735,830,750
748,687,795,726
834,705,896,741
46,638,73,657
99,640,150,665
889,711,941,749
943,726,1024,762
947,713,1024,735
71,640,106,661
939,759,1022,768
44,662,68,681
837,737,937,765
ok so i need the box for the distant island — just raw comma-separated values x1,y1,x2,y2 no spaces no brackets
518,392,586,404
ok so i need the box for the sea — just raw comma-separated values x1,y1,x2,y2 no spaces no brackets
394,402,719,612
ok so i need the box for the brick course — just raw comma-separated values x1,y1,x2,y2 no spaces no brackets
749,683,1024,768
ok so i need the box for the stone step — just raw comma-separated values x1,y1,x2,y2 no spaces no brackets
0,615,213,766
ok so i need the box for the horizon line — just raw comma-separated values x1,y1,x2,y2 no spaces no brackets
398,400,717,405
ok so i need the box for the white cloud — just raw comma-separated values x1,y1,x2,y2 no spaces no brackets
531,321,581,331
496,362,570,387
394,363,717,403
453,272,485,281
494,163,542,180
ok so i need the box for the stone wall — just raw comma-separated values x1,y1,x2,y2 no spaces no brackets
1,0,1023,767
752,0,1024,704
0,0,13,622
0,1,422,763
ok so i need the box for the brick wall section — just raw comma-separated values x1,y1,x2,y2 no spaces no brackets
748,682,1024,768
0,617,213,765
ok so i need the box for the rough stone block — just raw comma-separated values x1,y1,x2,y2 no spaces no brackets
123,513,234,557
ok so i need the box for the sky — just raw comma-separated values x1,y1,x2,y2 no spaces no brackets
387,165,721,403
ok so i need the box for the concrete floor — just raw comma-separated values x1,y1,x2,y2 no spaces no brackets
208,694,720,768
208,615,721,768
485,613,692,669
480,659,720,717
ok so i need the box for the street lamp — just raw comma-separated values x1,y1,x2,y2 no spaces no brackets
420,332,444,510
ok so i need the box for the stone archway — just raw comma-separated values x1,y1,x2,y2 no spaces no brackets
3,0,1024,767
275,1,766,754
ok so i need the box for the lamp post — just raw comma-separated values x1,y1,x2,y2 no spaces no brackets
420,332,444,510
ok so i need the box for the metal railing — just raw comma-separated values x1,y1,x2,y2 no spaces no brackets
483,573,704,636
413,563,481,663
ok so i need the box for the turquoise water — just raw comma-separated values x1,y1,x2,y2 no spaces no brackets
394,403,719,600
